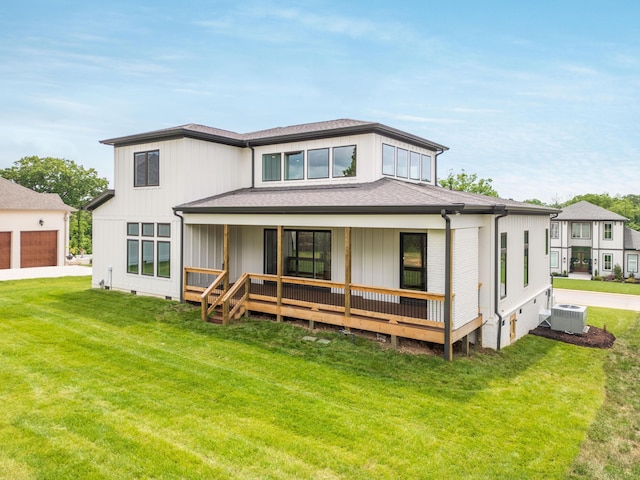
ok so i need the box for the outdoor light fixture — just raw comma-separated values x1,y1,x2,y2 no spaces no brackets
39,219,44,226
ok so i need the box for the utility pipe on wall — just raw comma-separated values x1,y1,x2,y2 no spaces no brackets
441,209,453,361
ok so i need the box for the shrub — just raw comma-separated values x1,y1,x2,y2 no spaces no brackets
624,277,637,284
592,276,603,282
605,274,616,282
613,264,623,281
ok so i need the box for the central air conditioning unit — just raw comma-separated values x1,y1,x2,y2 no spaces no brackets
550,304,588,335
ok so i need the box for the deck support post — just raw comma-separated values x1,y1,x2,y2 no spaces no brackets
462,334,470,356
390,335,398,349
223,224,229,292
344,226,352,331
276,225,283,322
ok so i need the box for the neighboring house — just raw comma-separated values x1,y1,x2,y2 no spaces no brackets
550,200,639,278
625,228,640,278
0,177,75,269
87,119,558,358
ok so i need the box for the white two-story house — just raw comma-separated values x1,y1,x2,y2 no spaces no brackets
550,200,639,278
87,119,558,359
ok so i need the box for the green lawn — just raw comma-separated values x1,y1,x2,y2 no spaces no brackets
553,277,640,295
0,277,638,479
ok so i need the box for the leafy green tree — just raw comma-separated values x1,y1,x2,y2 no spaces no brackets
438,169,499,197
1,156,108,254
524,198,545,206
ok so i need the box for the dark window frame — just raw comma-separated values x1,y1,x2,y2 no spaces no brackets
134,150,159,187
262,153,282,182
382,143,396,176
332,145,357,178
307,148,329,179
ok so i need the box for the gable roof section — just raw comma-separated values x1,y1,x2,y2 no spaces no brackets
555,200,628,221
625,227,640,250
100,119,449,152
0,177,74,211
175,178,557,215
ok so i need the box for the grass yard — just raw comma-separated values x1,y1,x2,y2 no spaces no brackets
553,277,640,295
0,277,638,479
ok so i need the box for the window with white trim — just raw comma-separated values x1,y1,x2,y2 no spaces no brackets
628,254,638,273
603,253,613,271
550,251,559,268
571,222,591,239
550,222,559,239
603,222,613,240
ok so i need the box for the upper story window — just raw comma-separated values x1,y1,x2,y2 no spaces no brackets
382,143,431,183
261,145,356,181
262,153,281,182
134,150,159,187
333,145,356,177
571,222,591,239
603,222,613,240
550,222,559,239
382,144,395,176
308,148,329,179
397,148,408,178
284,151,304,180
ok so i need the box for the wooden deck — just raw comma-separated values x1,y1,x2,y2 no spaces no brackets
184,267,482,350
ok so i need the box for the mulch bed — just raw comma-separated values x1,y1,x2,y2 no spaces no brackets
530,325,616,349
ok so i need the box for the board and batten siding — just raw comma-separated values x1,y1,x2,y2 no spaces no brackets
452,227,479,330
92,137,251,298
493,214,553,349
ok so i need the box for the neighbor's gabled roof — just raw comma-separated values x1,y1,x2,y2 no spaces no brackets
555,200,628,222
625,227,640,250
174,178,558,215
100,119,449,152
0,177,75,211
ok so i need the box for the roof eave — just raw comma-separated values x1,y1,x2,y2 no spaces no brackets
100,129,246,148
175,204,466,215
85,189,115,211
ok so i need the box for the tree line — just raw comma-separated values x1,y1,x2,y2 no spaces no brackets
1,156,108,255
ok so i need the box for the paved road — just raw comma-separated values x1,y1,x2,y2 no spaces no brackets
555,288,640,312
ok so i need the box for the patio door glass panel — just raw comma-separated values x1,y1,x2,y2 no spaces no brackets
264,229,331,279
400,233,427,291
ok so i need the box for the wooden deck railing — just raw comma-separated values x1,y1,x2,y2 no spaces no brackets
185,268,482,346
183,267,227,321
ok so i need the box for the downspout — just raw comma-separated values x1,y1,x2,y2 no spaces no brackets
441,209,452,361
247,142,255,188
494,207,508,350
173,209,185,303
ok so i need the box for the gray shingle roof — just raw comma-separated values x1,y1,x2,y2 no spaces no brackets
625,227,640,250
175,178,558,215
555,200,628,221
0,177,74,211
101,119,448,152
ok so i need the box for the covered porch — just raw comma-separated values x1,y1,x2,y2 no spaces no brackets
181,224,483,360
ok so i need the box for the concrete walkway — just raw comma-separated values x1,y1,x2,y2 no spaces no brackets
555,289,640,312
0,266,92,281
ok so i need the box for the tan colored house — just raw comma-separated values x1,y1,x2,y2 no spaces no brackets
0,177,75,269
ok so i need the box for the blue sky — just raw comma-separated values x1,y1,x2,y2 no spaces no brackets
1,0,638,203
